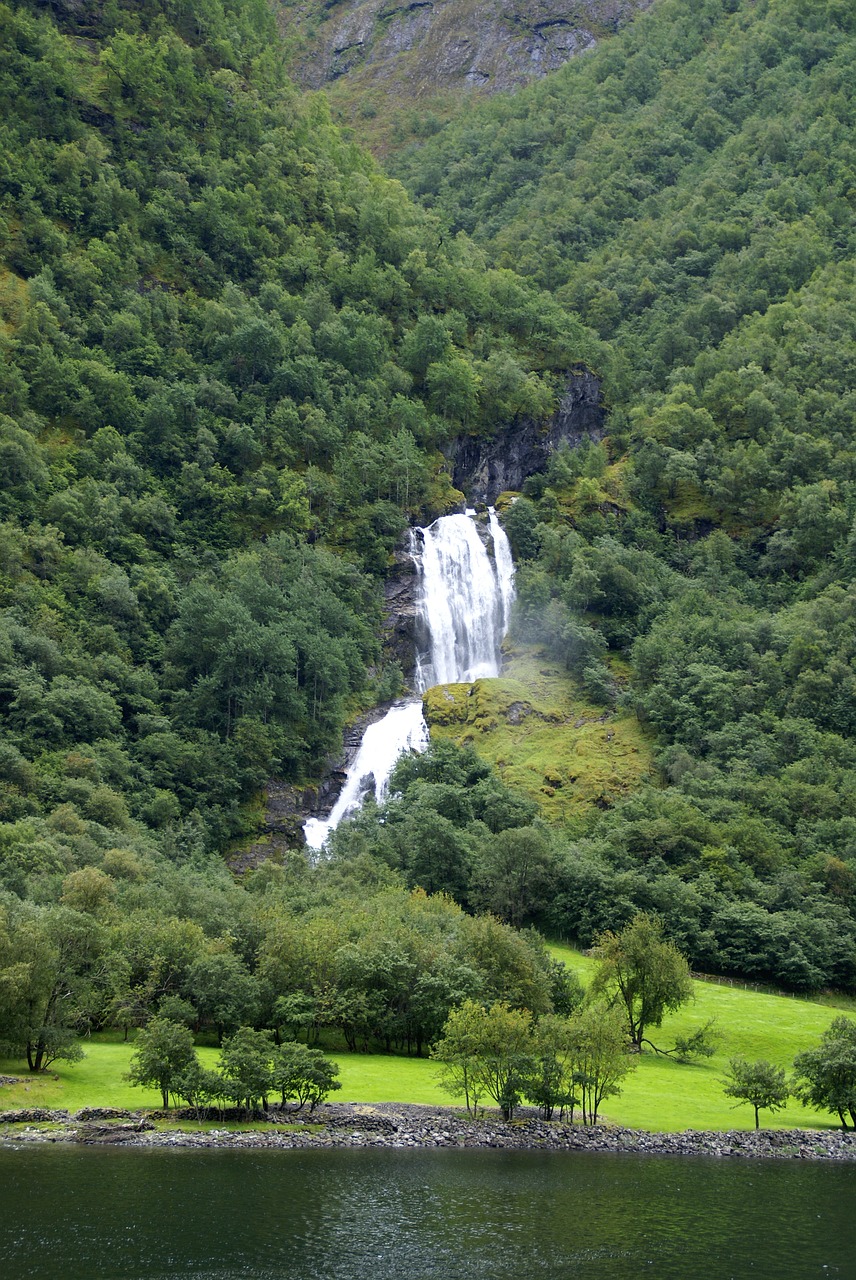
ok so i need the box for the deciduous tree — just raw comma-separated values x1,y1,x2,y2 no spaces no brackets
590,913,694,1051
721,1058,789,1129
792,1018,856,1130
127,1017,199,1109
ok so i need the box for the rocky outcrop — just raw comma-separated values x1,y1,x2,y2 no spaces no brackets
445,367,606,504
279,0,654,99
381,546,421,674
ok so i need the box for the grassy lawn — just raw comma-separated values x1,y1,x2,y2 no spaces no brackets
548,941,853,1130
0,948,852,1131
0,1038,449,1115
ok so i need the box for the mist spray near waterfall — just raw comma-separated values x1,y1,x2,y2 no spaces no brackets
304,509,514,849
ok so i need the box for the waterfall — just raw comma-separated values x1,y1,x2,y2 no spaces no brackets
302,702,429,850
489,507,516,641
414,512,508,688
304,508,513,849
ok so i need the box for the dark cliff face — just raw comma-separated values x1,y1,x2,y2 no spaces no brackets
379,370,605,672
381,547,422,675
444,367,606,505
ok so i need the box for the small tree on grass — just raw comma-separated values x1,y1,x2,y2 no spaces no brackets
569,1000,635,1126
433,999,534,1120
127,1017,199,1109
474,1002,534,1121
220,1027,274,1115
721,1058,789,1129
525,1014,578,1121
271,1041,341,1110
432,998,487,1116
590,913,694,1052
792,1017,856,1129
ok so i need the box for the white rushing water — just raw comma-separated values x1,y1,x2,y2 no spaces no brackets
302,701,429,849
304,508,514,850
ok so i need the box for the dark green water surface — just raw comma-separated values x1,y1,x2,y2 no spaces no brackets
0,1145,852,1279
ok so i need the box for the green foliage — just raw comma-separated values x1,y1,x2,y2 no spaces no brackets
567,999,635,1125
0,0,575,881
433,994,635,1123
721,1057,789,1129
792,1017,856,1129
392,0,856,995
127,1016,198,1108
0,898,97,1071
219,1026,274,1113
271,1041,341,1110
432,998,534,1119
591,913,694,1050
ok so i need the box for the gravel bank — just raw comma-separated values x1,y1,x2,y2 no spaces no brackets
2,1102,855,1160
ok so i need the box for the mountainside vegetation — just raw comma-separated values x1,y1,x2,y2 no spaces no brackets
384,0,856,991
0,0,855,1094
0,0,597,1066
0,0,582,862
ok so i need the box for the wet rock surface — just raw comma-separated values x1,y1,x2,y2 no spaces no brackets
445,368,606,504
3,1102,854,1161
382,548,421,674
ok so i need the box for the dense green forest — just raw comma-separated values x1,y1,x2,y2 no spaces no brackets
385,0,856,991
0,0,854,1076
0,0,589,1062
0,0,581,849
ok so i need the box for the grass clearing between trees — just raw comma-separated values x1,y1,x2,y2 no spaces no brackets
0,950,853,1131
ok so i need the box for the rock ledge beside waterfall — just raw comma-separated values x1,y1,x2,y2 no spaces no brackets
444,368,606,505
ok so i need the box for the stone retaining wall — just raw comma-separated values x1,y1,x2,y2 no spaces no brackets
2,1103,854,1161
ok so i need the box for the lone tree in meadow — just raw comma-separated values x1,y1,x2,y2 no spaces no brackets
721,1058,789,1129
127,1017,199,1109
792,1017,856,1129
590,913,694,1051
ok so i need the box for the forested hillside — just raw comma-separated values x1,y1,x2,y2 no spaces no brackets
0,0,596,1062
386,0,856,989
0,0,583,859
0,0,855,1079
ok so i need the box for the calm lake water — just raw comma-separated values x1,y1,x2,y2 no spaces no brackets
0,1145,853,1279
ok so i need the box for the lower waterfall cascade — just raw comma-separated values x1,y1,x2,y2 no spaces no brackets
303,508,514,849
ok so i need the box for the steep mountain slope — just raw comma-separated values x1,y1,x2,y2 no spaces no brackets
2,0,855,998
386,0,856,988
277,0,653,152
0,0,587,874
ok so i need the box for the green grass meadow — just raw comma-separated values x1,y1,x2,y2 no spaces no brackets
548,942,853,1130
1,946,852,1131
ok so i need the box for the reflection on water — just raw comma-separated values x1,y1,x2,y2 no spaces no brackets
0,1145,853,1280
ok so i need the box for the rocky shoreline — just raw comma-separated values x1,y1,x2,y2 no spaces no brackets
2,1101,855,1161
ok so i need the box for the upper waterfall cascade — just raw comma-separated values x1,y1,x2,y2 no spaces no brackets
303,509,514,849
